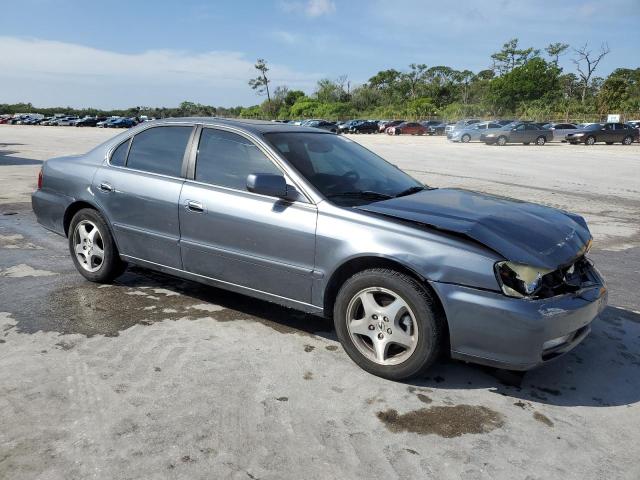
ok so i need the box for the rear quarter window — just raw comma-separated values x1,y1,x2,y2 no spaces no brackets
110,139,130,167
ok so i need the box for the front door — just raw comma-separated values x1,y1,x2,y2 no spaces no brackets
178,127,317,304
94,125,194,269
510,123,527,142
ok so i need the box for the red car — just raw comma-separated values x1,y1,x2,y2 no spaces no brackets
0,117,12,124
386,122,428,135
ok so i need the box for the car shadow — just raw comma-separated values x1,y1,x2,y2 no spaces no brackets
0,149,43,166
404,305,640,408
114,266,336,340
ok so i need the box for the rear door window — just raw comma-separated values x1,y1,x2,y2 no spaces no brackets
126,126,193,177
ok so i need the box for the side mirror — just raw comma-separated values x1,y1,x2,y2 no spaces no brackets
246,173,288,198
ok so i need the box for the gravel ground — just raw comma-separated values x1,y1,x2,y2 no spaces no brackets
1,125,639,480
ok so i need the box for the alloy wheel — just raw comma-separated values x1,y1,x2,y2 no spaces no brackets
73,220,105,272
346,287,418,365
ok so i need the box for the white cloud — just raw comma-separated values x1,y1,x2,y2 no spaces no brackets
0,36,320,108
280,0,336,17
272,30,299,45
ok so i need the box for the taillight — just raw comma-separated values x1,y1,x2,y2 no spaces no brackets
37,168,43,190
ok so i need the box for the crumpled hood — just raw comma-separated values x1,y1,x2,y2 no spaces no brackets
358,188,591,269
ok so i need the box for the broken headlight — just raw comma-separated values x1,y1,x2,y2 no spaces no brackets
494,261,554,298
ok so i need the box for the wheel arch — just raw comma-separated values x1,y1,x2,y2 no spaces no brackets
322,255,449,342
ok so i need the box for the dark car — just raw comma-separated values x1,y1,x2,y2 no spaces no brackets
566,123,638,145
76,116,108,127
379,120,404,133
627,121,640,142
106,118,137,129
481,122,552,146
420,120,446,136
338,120,363,134
387,122,428,136
305,120,338,133
350,121,379,134
32,118,606,380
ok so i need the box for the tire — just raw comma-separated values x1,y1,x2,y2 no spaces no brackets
333,268,444,380
68,208,126,283
585,136,596,145
496,136,507,146
395,129,402,135
622,136,633,145
461,134,471,143
535,136,546,146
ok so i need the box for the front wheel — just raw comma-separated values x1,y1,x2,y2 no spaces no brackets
496,136,507,146
68,208,126,283
622,136,633,145
585,136,596,145
461,134,471,143
334,269,444,380
535,136,546,146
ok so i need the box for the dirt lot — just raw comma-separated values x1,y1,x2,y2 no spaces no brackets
1,125,639,479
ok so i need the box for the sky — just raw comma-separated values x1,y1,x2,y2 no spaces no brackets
1,0,638,109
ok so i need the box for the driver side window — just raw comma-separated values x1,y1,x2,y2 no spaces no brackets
195,128,281,191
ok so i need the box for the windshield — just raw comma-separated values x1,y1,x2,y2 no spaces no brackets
265,132,423,205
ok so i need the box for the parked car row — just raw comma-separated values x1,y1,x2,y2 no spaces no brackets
446,119,639,146
0,113,154,128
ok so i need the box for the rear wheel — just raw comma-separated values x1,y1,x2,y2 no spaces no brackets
68,208,126,283
496,136,507,146
334,268,444,380
461,134,471,143
535,136,546,146
622,136,633,145
585,136,596,145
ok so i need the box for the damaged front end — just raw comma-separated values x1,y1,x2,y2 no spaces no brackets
494,248,603,300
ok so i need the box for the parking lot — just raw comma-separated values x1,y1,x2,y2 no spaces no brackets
1,125,639,479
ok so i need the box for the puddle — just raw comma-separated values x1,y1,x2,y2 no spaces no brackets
377,405,504,437
10,267,331,338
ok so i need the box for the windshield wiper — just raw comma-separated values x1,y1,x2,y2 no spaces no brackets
327,191,393,200
395,186,425,198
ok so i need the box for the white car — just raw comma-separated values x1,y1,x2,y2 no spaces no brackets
543,123,579,142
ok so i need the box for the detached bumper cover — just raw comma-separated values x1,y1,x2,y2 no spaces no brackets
430,269,607,370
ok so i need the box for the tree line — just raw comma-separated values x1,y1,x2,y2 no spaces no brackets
2,39,638,122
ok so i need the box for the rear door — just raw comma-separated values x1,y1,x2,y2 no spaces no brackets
178,127,318,304
94,124,194,269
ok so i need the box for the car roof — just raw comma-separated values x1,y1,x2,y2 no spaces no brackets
140,117,328,134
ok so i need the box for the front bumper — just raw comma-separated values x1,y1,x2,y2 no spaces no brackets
430,267,607,370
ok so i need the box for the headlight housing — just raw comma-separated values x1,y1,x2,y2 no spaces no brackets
494,261,555,298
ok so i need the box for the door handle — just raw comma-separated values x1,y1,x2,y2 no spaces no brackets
99,182,114,193
186,200,204,213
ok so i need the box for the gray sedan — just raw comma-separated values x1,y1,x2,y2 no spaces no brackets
32,118,606,380
447,121,504,143
481,122,553,145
